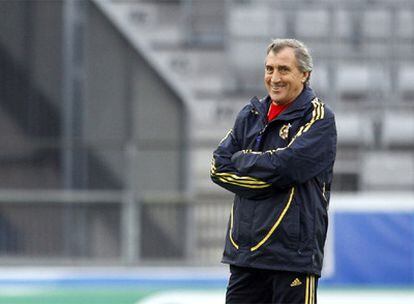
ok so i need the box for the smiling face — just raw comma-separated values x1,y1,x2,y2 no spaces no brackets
264,47,309,105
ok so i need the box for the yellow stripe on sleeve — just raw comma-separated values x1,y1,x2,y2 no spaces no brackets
216,176,271,189
210,157,271,189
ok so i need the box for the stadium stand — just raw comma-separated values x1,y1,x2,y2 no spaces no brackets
1,0,414,266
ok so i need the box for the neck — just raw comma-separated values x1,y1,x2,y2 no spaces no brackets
271,100,290,107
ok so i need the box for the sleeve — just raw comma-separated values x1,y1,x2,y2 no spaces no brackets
230,102,337,189
210,107,275,199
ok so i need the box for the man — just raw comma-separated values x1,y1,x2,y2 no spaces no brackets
210,39,337,304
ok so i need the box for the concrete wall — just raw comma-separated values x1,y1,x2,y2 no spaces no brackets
85,1,186,192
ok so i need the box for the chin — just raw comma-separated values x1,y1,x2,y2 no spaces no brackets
271,94,284,102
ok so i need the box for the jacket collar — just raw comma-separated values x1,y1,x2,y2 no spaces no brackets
251,86,316,121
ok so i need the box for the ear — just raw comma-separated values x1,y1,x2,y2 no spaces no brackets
302,71,310,83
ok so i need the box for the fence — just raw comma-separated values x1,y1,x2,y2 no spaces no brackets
0,189,231,266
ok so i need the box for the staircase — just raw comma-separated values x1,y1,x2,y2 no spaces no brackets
95,0,249,196
94,0,244,262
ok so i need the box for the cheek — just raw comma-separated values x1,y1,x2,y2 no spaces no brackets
292,75,303,86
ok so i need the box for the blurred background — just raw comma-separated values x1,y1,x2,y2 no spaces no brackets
0,0,413,303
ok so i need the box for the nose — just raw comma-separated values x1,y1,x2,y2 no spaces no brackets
271,70,281,83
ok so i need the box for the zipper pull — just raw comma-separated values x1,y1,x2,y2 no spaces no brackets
259,125,268,135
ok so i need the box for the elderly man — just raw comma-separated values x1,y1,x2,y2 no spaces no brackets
211,39,337,304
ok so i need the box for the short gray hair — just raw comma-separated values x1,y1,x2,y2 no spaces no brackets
266,39,313,83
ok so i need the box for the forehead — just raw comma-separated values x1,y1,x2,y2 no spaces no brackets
265,47,298,67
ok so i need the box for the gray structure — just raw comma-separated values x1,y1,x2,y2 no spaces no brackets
0,0,189,264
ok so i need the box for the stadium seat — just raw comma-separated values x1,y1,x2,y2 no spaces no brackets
295,9,330,38
397,64,414,101
336,65,370,101
268,10,288,38
335,112,375,147
361,151,414,190
381,111,414,148
362,9,392,39
396,9,414,38
336,64,390,102
228,4,272,38
184,0,226,46
332,9,354,39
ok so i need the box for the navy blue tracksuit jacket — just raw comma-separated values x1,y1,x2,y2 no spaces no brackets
211,86,337,276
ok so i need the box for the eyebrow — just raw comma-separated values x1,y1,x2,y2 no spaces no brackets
278,65,290,70
265,64,291,70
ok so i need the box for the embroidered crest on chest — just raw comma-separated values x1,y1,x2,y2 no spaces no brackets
279,123,292,140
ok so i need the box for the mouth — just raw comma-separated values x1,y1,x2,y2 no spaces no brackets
270,83,286,92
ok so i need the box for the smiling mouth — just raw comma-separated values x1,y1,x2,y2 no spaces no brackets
271,84,286,91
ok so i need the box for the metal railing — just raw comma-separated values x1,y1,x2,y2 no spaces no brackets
0,189,232,266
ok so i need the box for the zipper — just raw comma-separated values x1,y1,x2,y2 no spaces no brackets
254,117,285,150
254,124,268,150
251,100,291,150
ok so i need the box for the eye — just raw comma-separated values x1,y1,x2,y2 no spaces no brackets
265,66,273,73
279,66,290,74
